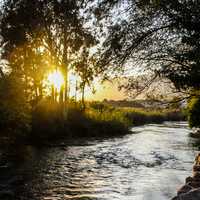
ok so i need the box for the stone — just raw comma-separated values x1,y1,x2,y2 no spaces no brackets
194,153,200,165
177,184,193,195
193,165,200,172
187,181,200,188
193,172,200,180
172,154,200,200
179,188,200,200
185,176,193,183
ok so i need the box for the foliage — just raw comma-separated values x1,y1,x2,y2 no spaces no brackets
94,0,200,92
0,74,31,137
0,0,191,143
31,99,65,139
123,108,185,125
73,47,97,108
85,105,131,135
30,100,130,140
89,101,114,113
0,0,97,104
187,97,200,128
30,100,185,141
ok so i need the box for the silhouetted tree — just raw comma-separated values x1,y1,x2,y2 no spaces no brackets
73,46,96,109
0,0,96,104
94,0,200,93
0,73,31,137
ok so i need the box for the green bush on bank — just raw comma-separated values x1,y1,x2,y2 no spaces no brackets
31,101,130,140
122,108,185,125
0,95,186,142
187,97,200,128
64,102,184,138
0,76,31,139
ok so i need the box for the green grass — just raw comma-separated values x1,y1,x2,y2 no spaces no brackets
1,100,186,143
122,107,186,125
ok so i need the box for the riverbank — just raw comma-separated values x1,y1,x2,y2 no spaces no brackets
30,101,186,142
0,100,186,144
172,153,200,200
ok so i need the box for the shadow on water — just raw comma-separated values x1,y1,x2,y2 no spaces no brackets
0,138,110,200
0,144,47,200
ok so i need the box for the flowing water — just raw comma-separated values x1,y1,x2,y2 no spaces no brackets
0,121,199,200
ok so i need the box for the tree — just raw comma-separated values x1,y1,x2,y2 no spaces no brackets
0,73,31,137
73,46,97,109
0,0,99,137
187,96,200,128
0,0,96,104
90,0,200,127
93,0,200,93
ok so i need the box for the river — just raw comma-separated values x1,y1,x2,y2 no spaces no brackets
0,121,199,200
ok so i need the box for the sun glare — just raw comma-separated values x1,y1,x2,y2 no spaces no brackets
47,70,65,91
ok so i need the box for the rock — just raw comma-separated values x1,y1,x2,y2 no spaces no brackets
172,154,200,200
193,171,200,180
190,132,200,138
187,181,200,188
193,165,200,172
194,153,200,165
177,184,193,195
179,188,200,200
185,176,193,184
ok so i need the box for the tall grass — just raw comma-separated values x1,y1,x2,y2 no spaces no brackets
30,100,186,142
123,107,186,125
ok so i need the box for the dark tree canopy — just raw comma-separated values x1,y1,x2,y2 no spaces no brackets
0,0,97,103
94,0,200,92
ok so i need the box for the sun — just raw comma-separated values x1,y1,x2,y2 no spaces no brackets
47,70,65,91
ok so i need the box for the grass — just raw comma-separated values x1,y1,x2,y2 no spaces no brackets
29,100,186,143
122,107,186,125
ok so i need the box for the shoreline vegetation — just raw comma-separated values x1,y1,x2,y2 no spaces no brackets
0,99,186,145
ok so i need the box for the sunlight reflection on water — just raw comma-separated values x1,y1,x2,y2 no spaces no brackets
0,121,199,200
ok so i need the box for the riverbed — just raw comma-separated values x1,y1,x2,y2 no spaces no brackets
0,121,199,200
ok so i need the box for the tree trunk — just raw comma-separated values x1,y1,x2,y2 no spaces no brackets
81,83,85,110
39,83,43,99
59,85,64,104
74,80,78,102
0,67,5,78
51,86,55,101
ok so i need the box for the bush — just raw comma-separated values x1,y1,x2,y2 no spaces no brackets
31,100,66,139
0,75,31,138
187,97,200,128
123,108,185,125
31,101,131,140
89,101,114,113
85,107,131,136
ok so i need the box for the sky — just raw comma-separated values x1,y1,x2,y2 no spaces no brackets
0,0,176,102
68,73,127,101
85,80,127,101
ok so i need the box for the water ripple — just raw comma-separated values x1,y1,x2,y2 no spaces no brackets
0,121,198,200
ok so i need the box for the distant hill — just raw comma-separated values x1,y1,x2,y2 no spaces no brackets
102,99,169,109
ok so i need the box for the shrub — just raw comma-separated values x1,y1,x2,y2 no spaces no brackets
187,97,200,128
31,99,65,139
0,75,31,138
89,101,114,113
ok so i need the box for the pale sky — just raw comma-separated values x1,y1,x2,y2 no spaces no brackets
68,75,127,101
86,80,126,101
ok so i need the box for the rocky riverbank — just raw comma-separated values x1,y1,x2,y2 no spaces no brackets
172,153,200,200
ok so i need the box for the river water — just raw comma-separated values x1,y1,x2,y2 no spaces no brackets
0,121,199,200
